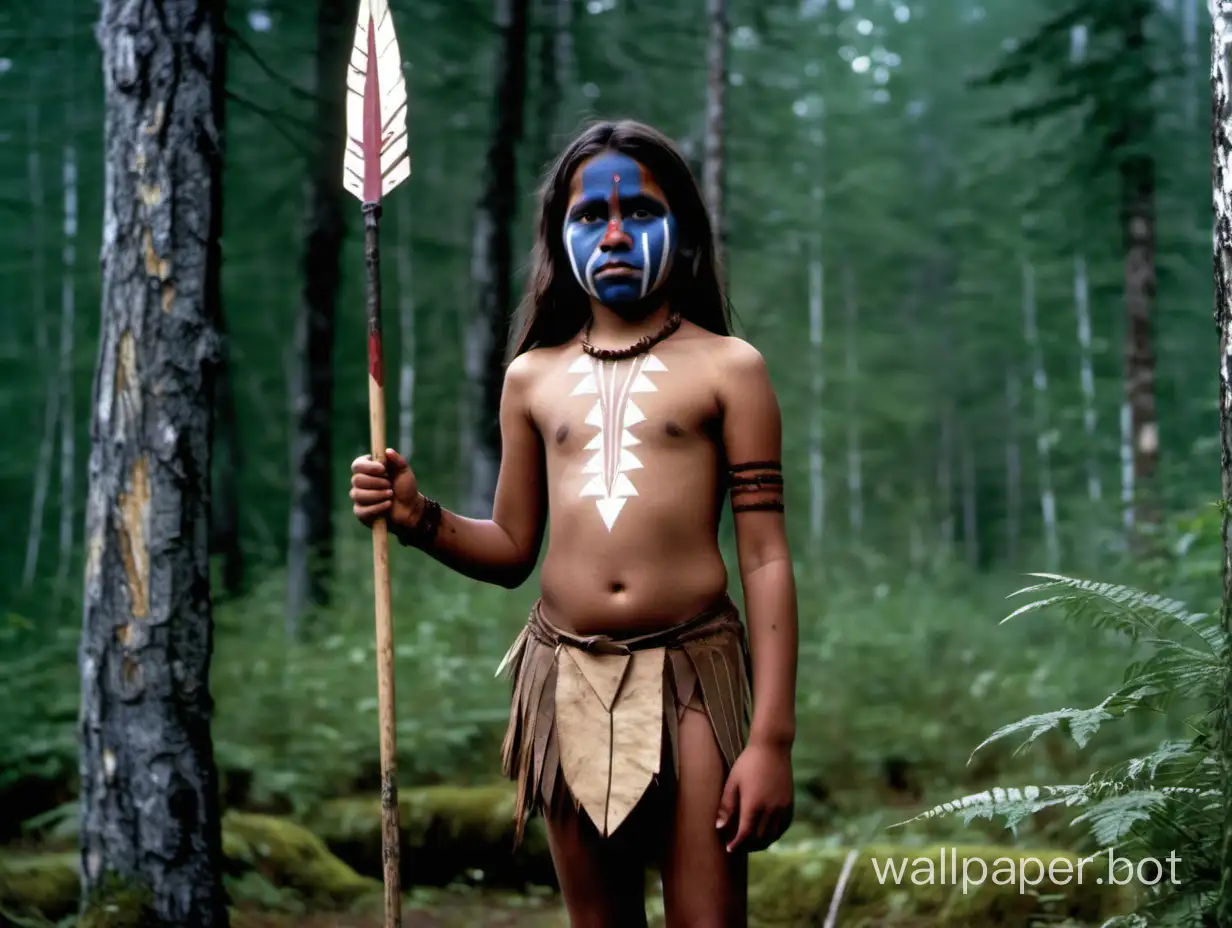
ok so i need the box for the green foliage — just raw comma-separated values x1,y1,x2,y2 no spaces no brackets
897,571,1222,926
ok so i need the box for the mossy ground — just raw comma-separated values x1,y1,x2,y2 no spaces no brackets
0,786,1137,927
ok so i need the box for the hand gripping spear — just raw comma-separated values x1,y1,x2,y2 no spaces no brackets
342,0,411,924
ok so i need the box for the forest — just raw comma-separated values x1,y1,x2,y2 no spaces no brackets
1,0,1229,925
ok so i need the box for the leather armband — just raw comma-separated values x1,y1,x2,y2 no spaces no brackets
727,460,784,513
393,496,442,548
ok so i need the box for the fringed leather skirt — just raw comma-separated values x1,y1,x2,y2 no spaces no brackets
496,593,751,844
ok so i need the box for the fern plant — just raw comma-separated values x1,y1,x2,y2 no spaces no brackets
894,573,1223,927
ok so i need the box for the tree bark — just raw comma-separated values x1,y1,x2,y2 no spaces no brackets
466,0,530,517
84,1,228,924
1211,9,1232,925
286,0,350,633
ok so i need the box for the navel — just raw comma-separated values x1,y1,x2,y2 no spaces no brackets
555,423,570,444
665,421,685,437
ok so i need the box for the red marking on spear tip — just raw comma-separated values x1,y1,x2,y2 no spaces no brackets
369,331,384,386
362,16,382,203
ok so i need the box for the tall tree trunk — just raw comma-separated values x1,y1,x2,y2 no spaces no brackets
1004,364,1022,565
1121,148,1159,541
703,0,727,265
1074,253,1102,504
1121,4,1160,545
466,0,530,517
23,96,56,590
83,2,228,923
807,186,825,553
1023,255,1060,570
56,140,78,597
842,264,862,541
1211,10,1232,923
534,0,572,171
286,0,350,635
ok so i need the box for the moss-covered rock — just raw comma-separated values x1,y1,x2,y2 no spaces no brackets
0,814,379,923
305,785,556,890
0,850,78,921
78,874,158,928
222,810,381,908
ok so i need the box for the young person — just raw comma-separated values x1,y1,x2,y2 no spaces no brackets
350,119,798,927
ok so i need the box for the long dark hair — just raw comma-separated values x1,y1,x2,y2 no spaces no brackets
508,119,731,360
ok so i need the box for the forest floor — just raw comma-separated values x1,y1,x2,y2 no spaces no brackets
231,893,567,928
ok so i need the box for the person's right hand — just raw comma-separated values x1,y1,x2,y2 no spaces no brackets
350,449,421,529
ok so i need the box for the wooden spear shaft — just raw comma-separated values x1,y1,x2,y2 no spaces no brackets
342,3,411,920
364,199,402,926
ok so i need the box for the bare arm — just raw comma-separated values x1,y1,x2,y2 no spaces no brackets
395,353,547,588
717,339,798,749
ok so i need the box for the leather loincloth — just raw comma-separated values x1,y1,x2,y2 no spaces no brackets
496,594,751,845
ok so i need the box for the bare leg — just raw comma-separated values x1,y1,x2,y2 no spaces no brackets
544,788,650,928
660,706,748,927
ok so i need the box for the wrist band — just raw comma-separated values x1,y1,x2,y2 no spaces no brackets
394,496,442,548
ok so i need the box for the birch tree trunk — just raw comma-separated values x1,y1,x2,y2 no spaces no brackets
703,0,727,265
807,187,825,552
286,0,350,635
23,96,56,590
1073,253,1102,504
1023,256,1060,570
1210,7,1232,923
842,264,862,541
466,0,530,517
83,2,228,922
56,140,78,596
1004,365,1022,565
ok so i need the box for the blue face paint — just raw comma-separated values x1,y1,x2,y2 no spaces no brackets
562,153,678,306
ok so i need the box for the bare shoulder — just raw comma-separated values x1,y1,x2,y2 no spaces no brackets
713,334,768,372
504,346,557,393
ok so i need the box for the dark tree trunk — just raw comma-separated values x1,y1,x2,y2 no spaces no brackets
83,2,228,925
1118,3,1159,544
1121,151,1158,537
286,0,350,632
534,0,564,172
466,0,530,517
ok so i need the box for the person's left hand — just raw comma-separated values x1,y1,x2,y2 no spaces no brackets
715,739,794,853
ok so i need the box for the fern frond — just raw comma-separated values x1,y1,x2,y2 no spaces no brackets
892,784,1084,833
1004,573,1223,654
1073,788,1201,846
969,697,1123,759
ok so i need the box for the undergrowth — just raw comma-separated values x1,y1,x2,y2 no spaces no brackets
896,552,1222,925
0,515,1165,847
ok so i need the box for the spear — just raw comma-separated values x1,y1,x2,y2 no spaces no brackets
342,0,411,924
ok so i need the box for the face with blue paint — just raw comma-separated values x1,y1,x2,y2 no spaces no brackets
562,152,678,311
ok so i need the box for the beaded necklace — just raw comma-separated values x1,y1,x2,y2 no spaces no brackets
580,310,682,361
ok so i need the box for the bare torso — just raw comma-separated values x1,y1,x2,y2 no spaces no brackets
524,324,730,634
